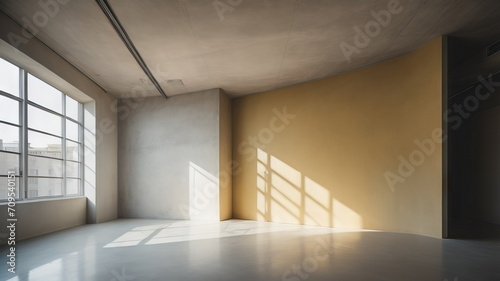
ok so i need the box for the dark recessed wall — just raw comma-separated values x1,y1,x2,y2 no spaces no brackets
447,36,500,232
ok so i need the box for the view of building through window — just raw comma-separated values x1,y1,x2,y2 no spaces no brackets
0,58,83,200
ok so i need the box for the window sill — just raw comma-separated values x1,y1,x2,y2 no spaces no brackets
0,196,86,205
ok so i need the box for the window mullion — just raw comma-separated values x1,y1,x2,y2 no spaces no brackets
79,103,84,196
20,69,28,199
62,94,67,197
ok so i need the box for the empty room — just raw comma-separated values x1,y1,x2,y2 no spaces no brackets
1,0,500,280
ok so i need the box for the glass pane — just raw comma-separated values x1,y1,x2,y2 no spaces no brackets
28,105,62,136
66,119,79,141
28,74,62,113
0,58,20,97
28,130,63,158
27,177,63,198
66,95,80,121
66,140,79,161
0,123,19,152
0,152,19,175
66,161,80,178
28,156,63,177
0,95,19,124
66,178,80,195
0,176,20,200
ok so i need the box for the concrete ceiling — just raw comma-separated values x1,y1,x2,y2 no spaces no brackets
1,0,500,99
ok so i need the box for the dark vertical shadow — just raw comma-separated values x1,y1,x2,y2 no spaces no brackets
447,36,500,239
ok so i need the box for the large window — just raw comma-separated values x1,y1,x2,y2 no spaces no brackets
0,58,83,200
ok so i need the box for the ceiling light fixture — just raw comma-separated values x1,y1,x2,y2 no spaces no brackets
95,0,168,99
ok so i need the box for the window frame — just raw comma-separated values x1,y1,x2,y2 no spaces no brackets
0,59,84,201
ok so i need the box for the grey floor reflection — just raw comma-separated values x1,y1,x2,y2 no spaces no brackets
0,219,498,281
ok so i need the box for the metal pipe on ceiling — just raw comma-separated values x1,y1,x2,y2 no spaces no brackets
95,0,168,99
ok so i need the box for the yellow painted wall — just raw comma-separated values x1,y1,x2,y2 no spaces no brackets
232,37,443,238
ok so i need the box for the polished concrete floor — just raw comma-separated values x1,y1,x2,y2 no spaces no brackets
1,219,499,281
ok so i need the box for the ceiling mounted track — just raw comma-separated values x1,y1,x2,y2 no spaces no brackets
487,40,500,58
95,0,168,99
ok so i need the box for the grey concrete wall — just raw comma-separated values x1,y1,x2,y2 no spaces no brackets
118,89,223,219
94,94,118,223
0,12,118,239
0,197,86,244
